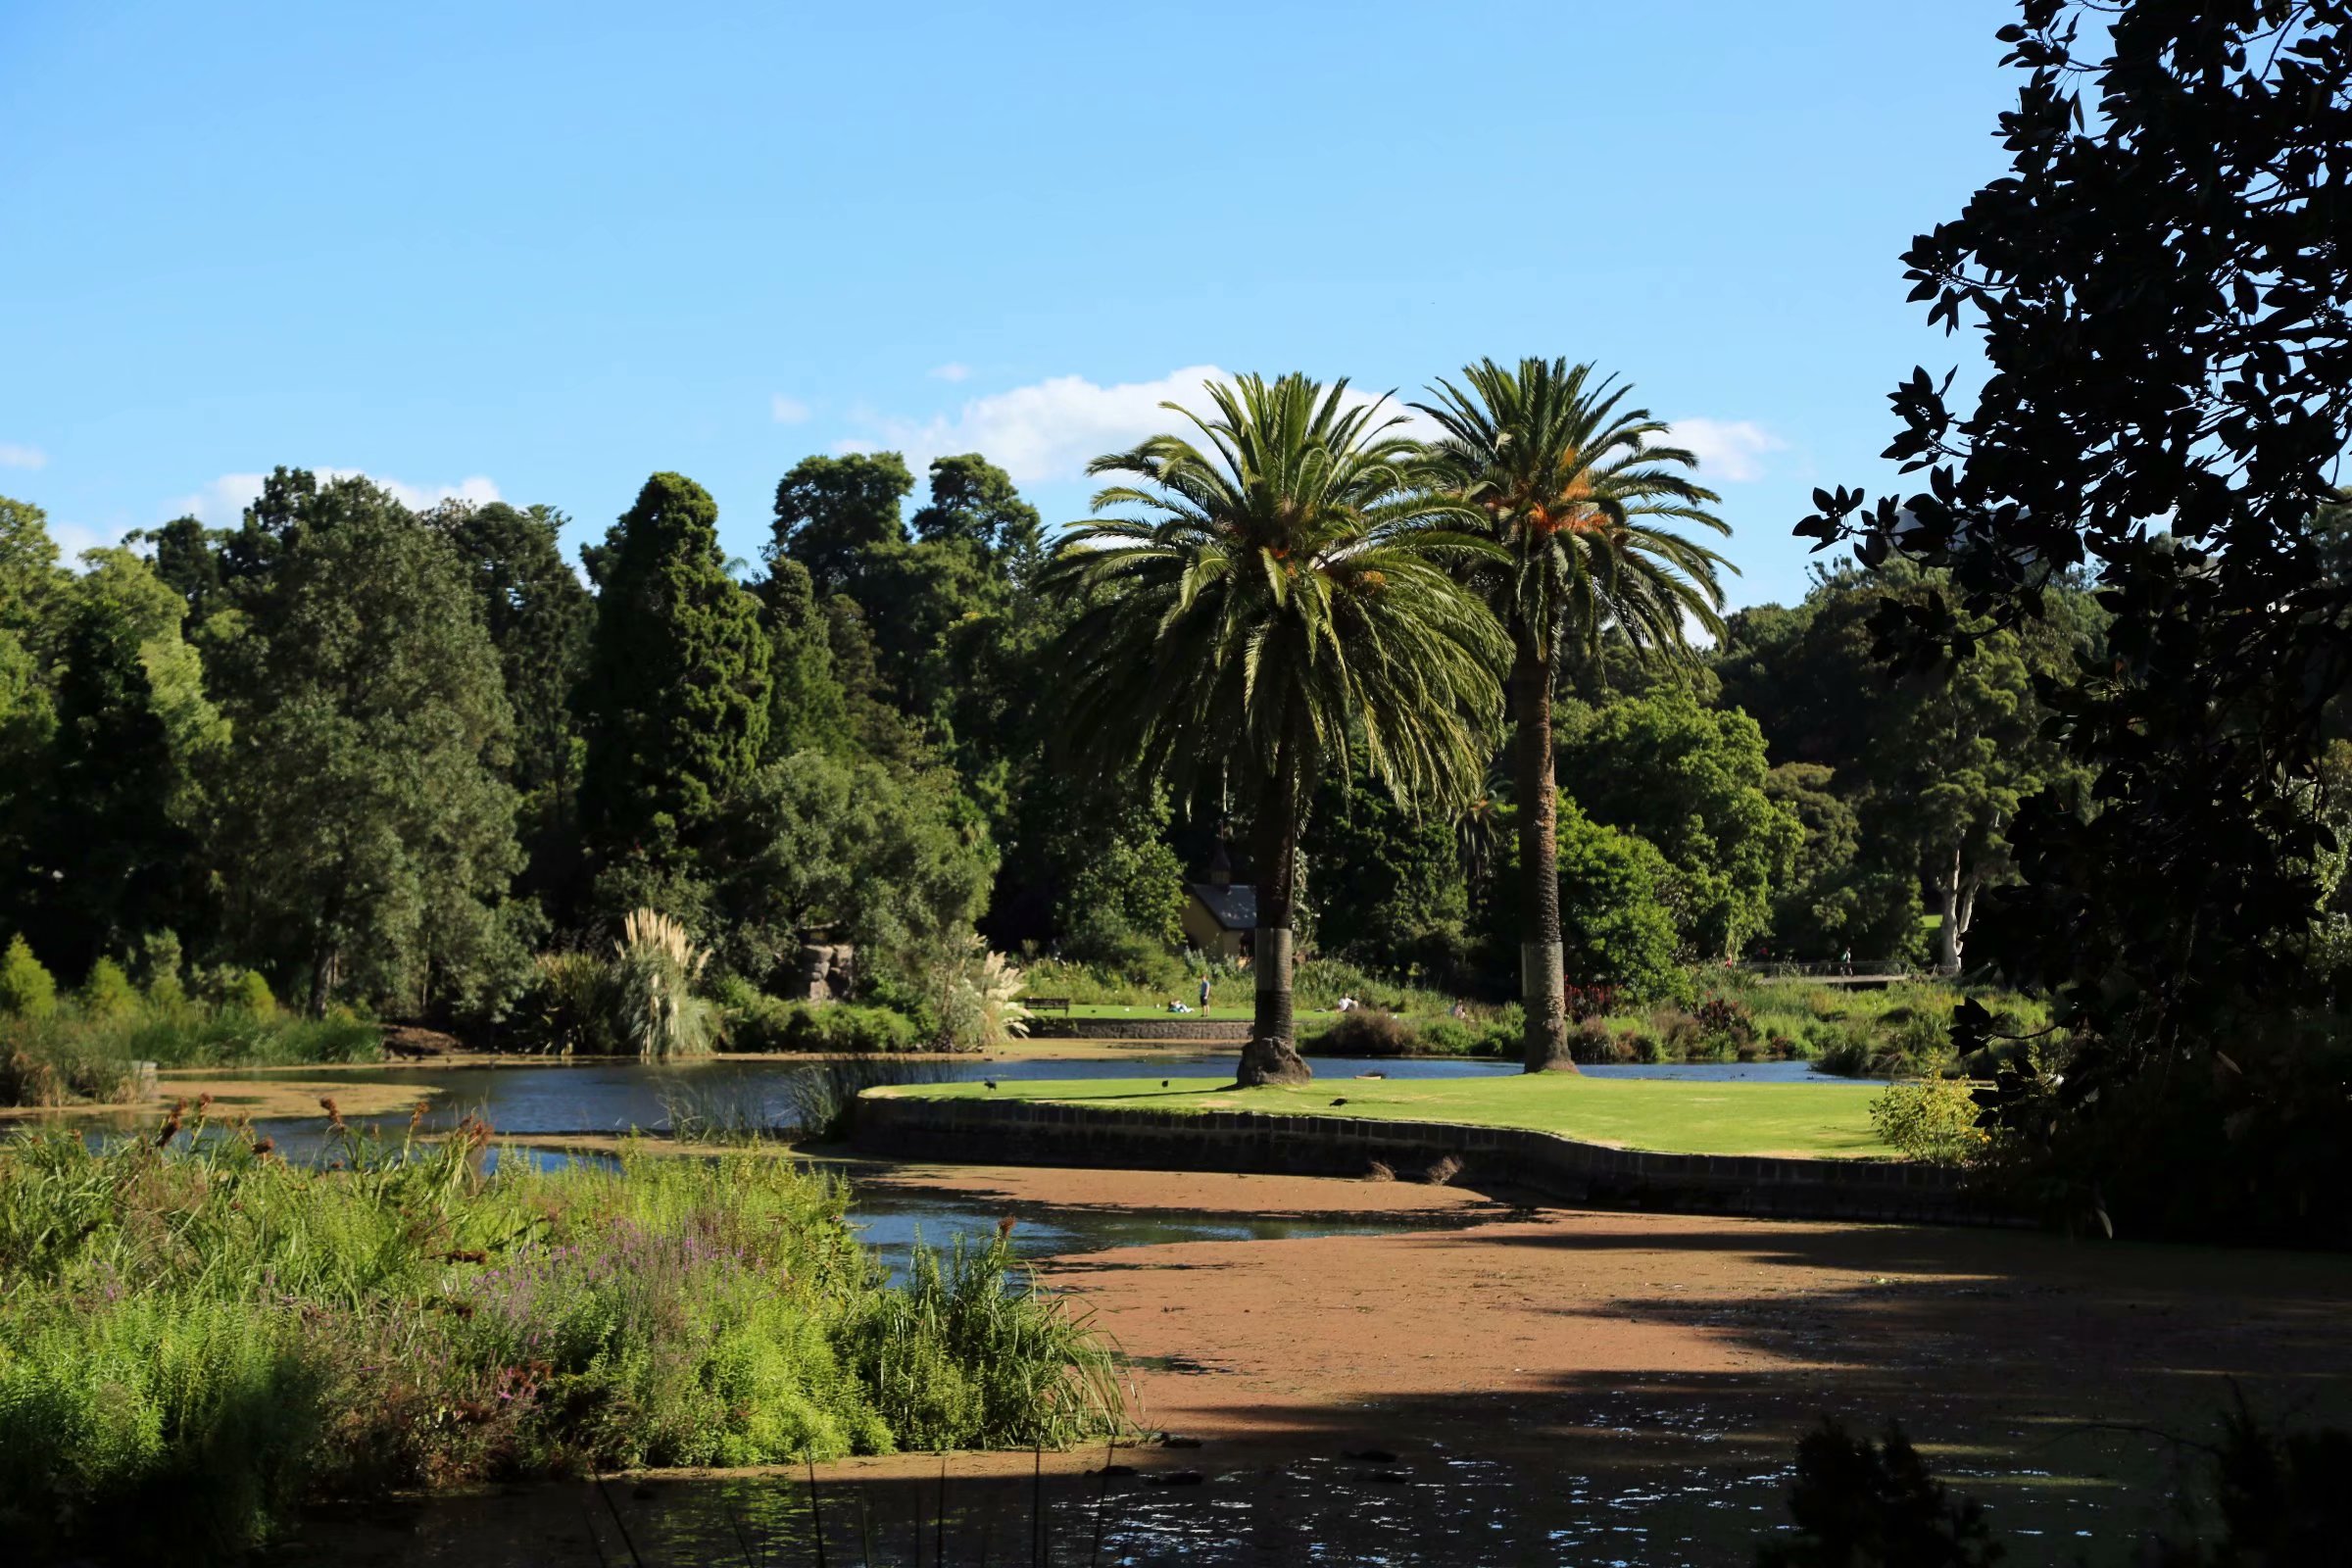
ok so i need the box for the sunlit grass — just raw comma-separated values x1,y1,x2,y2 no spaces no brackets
887,1072,1893,1158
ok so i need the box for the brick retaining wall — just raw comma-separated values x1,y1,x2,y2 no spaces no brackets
853,1093,2001,1227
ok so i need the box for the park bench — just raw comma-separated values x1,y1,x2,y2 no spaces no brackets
1027,996,1072,1015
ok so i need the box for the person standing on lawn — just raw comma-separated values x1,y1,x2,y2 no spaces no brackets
1200,975,1211,1014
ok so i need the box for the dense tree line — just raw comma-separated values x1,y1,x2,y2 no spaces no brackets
0,447,2109,1045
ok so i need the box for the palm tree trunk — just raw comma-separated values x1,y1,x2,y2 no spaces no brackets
1514,625,1576,1073
1239,748,1311,1088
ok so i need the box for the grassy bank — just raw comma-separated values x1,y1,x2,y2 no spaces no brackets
0,1008,381,1105
885,1073,1892,1158
0,1118,1120,1561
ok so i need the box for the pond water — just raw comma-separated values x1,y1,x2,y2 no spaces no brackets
238,1053,1521,1139
166,1051,1830,1143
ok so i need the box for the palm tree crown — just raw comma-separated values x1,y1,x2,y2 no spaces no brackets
1047,372,1503,1083
1053,372,1502,823
1415,357,1733,662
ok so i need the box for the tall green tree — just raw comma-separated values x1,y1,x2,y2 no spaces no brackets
1718,564,2095,970
770,453,913,599
1417,359,1731,1071
1050,373,1503,1085
1307,772,1472,981
0,497,63,938
426,500,594,910
0,626,51,940
0,495,67,641
755,555,855,759
577,472,771,898
214,476,524,1016
910,453,1045,567
1555,690,1802,960
39,551,227,975
714,748,995,988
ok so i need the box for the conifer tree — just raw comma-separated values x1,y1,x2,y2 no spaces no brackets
577,472,771,894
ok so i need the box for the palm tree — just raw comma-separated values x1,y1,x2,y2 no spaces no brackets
1416,359,1733,1072
1049,373,1503,1085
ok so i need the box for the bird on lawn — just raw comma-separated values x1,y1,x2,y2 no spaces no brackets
1331,1097,1348,1106
1160,1079,1170,1088
984,1079,998,1091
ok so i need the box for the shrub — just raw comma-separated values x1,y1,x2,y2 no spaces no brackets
202,966,277,1017
1695,994,1752,1043
1877,1011,1955,1075
727,997,921,1054
1566,1017,1623,1063
136,929,185,1000
1812,1023,1877,1077
1416,1013,1515,1058
0,936,56,1019
1563,983,1620,1023
80,958,141,1020
1870,1079,1986,1165
802,1004,920,1054
1650,1006,1705,1058
1311,1010,1420,1057
516,951,615,1054
1625,1027,1666,1064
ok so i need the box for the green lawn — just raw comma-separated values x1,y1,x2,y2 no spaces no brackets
885,1072,1893,1159
1044,1002,1259,1020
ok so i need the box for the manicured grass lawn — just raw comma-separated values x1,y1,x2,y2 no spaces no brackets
885,1073,1893,1159
1055,1003,1216,1019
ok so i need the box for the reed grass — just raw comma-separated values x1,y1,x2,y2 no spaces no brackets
0,1109,1123,1561
0,1007,381,1105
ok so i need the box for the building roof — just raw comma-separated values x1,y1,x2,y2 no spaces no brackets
1187,882,1256,930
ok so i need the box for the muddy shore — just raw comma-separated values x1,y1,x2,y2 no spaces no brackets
276,1158,2352,1566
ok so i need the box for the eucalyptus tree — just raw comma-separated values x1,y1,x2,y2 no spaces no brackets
1050,372,1503,1085
1416,359,1731,1070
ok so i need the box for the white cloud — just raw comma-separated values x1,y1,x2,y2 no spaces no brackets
846,366,1432,489
770,394,812,424
168,469,501,525
51,521,117,566
0,442,45,469
927,363,971,382
1661,418,1787,483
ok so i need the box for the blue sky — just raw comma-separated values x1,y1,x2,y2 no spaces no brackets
0,1,2020,611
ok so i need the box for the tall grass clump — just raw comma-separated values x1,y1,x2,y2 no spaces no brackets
928,939,1034,1053
786,1055,954,1140
0,1117,1123,1562
845,1234,1122,1449
612,907,717,1060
